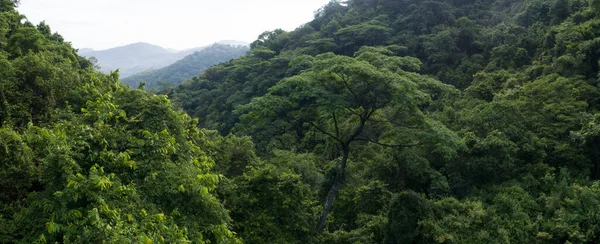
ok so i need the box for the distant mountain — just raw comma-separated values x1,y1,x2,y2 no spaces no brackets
78,48,94,53
217,40,250,46
79,41,248,79
78,42,188,78
122,44,248,89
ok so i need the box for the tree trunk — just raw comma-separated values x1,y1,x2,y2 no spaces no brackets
317,147,349,232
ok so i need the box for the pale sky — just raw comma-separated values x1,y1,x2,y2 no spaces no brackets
18,0,331,50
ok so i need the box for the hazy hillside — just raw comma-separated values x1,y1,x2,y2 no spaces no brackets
78,47,94,53
218,40,250,46
79,41,248,78
122,44,248,89
78,42,188,78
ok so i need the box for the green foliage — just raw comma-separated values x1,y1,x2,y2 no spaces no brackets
222,163,318,244
6,0,600,243
0,12,82,127
0,126,37,204
1,82,239,243
236,47,459,153
0,5,239,243
335,20,392,55
166,0,600,242
385,191,431,244
593,0,600,11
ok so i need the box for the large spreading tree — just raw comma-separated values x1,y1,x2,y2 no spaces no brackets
237,46,461,231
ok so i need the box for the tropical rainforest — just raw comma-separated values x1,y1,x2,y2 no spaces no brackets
1,0,600,243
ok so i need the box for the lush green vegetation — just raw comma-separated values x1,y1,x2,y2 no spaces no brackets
169,0,600,242
0,1,237,242
122,44,248,90
3,0,600,243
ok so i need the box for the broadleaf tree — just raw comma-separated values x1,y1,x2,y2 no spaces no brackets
236,46,461,231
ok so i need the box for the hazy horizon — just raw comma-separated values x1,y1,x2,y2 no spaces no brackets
17,0,331,50
78,40,250,52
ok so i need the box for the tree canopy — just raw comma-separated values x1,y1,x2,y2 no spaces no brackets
0,2,238,243
168,0,600,242
5,0,600,243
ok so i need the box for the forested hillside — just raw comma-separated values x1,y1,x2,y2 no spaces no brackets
169,0,600,243
3,0,600,243
122,44,249,90
0,1,238,242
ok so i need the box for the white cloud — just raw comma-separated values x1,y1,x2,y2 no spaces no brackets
18,0,331,50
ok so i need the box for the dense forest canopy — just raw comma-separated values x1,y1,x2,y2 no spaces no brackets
0,1,237,242
2,0,600,243
169,0,600,242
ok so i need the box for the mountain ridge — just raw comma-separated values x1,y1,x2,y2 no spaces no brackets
122,43,249,89
78,41,248,78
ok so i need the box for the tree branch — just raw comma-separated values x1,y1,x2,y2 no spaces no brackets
368,117,419,129
336,72,361,105
354,138,423,148
345,108,362,117
347,118,367,144
332,112,340,139
366,107,377,119
307,121,343,144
